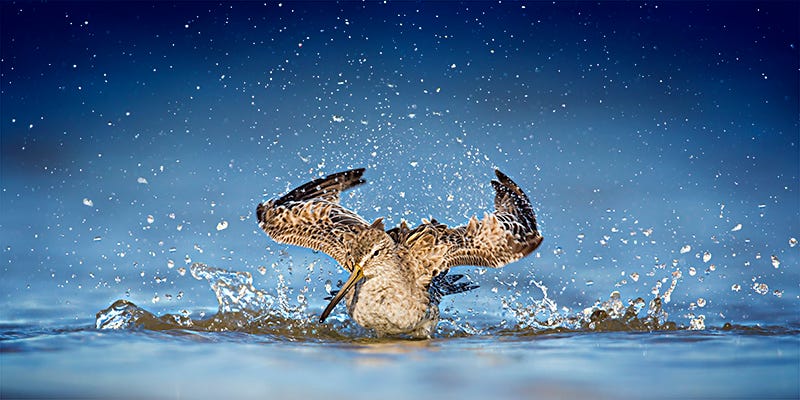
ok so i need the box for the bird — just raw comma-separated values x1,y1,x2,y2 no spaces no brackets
256,168,542,338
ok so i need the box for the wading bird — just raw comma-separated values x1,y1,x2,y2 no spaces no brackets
257,168,542,338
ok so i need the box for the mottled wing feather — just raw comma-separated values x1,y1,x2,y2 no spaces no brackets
416,169,542,270
257,169,369,267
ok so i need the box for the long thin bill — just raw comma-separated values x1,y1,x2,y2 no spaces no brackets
319,265,364,323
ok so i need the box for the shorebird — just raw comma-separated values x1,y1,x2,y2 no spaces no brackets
256,168,542,338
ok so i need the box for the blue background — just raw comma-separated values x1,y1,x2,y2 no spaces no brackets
1,1,798,328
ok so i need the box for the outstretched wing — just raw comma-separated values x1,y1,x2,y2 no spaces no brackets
256,169,370,267
390,169,542,274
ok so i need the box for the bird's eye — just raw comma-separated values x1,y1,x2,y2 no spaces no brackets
372,249,381,258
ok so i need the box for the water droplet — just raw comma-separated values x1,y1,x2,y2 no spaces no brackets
688,267,697,276
771,255,780,269
553,247,564,256
731,223,742,232
585,280,595,286
167,259,175,269
772,290,783,298
216,220,229,231
146,215,154,224
702,252,711,263
752,282,769,295
152,294,160,303
137,177,149,184
731,283,741,292
82,198,94,207
177,267,186,276
194,244,203,253
680,245,691,254
696,298,706,307
629,272,639,282
789,237,798,247
257,266,267,275
689,314,705,330
93,236,102,242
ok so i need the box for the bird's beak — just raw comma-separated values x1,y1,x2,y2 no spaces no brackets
319,264,364,323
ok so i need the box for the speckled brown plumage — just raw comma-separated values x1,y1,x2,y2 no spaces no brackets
256,168,542,338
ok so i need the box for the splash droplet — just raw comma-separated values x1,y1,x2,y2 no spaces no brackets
696,298,706,308
680,245,691,254
137,177,149,184
146,215,154,224
216,220,229,231
689,314,705,330
731,223,742,232
731,283,741,292
702,252,711,263
790,237,798,248
82,198,94,207
770,255,780,269
752,282,769,295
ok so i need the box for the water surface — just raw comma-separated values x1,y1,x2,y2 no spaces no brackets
1,2,798,399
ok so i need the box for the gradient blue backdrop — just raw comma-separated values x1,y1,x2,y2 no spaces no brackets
1,2,798,327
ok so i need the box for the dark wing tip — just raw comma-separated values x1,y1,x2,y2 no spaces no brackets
272,168,367,206
256,202,267,223
494,169,510,183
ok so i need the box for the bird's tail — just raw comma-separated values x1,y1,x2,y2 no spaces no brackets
428,270,479,305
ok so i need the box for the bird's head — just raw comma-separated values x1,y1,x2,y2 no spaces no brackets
319,219,395,323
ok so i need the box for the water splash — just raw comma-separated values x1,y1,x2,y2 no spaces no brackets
500,270,681,333
96,263,363,339
97,262,684,339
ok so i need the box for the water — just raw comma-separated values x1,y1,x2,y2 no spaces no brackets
2,2,798,399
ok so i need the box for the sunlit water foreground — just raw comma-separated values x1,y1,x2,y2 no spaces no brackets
3,263,797,399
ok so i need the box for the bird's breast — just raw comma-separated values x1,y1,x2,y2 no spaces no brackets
347,275,433,336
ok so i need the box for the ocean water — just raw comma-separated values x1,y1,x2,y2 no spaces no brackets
1,2,798,399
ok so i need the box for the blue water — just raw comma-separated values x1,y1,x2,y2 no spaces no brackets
1,2,798,399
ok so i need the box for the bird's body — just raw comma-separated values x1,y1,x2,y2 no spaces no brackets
256,168,542,338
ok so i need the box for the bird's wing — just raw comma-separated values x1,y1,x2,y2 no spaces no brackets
256,169,371,267
391,169,542,279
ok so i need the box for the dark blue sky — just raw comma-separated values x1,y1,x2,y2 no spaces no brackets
1,2,798,326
